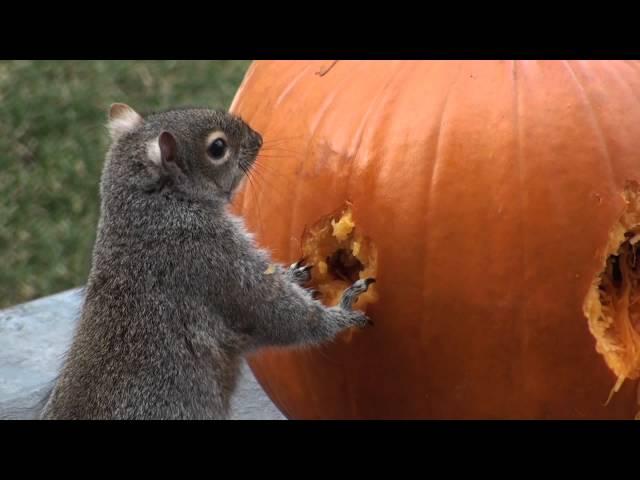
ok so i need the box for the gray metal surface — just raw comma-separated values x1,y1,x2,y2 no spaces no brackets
0,288,285,420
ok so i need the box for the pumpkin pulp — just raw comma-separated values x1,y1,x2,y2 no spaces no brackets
585,182,640,403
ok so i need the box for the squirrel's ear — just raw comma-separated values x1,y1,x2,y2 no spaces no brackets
158,131,177,165
147,131,187,174
108,103,143,140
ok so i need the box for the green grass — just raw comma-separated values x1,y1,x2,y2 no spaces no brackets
0,60,251,308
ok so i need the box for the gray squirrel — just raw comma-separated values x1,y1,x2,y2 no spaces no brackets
38,104,374,420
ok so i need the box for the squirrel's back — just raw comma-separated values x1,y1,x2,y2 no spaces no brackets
41,105,262,419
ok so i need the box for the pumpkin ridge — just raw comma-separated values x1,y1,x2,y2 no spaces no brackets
292,67,355,417
608,61,640,114
416,64,459,407
341,67,401,418
274,63,314,109
563,61,617,183
511,59,530,413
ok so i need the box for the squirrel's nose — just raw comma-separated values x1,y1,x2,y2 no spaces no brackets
253,130,263,148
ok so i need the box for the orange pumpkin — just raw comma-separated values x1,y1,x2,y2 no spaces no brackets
230,60,640,419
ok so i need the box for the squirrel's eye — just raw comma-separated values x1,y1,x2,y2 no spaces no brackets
208,138,227,160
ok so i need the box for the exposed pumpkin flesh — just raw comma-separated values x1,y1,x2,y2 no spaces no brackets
300,204,378,311
584,184,640,401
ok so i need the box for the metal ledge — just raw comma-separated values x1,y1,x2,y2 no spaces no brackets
0,288,284,420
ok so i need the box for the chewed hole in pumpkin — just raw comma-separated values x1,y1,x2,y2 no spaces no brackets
326,249,365,284
300,203,379,310
584,181,640,403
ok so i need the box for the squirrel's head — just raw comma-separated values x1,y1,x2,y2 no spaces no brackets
104,103,262,203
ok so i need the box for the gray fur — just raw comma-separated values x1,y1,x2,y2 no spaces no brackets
39,105,373,420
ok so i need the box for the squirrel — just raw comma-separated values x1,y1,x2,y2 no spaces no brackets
38,104,375,420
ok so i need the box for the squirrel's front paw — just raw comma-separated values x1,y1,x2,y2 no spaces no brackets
286,258,313,286
351,278,376,295
348,310,374,328
340,277,376,310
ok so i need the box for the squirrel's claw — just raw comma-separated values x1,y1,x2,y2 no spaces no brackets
287,258,313,286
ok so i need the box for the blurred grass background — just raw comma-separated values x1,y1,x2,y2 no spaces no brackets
0,60,251,308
